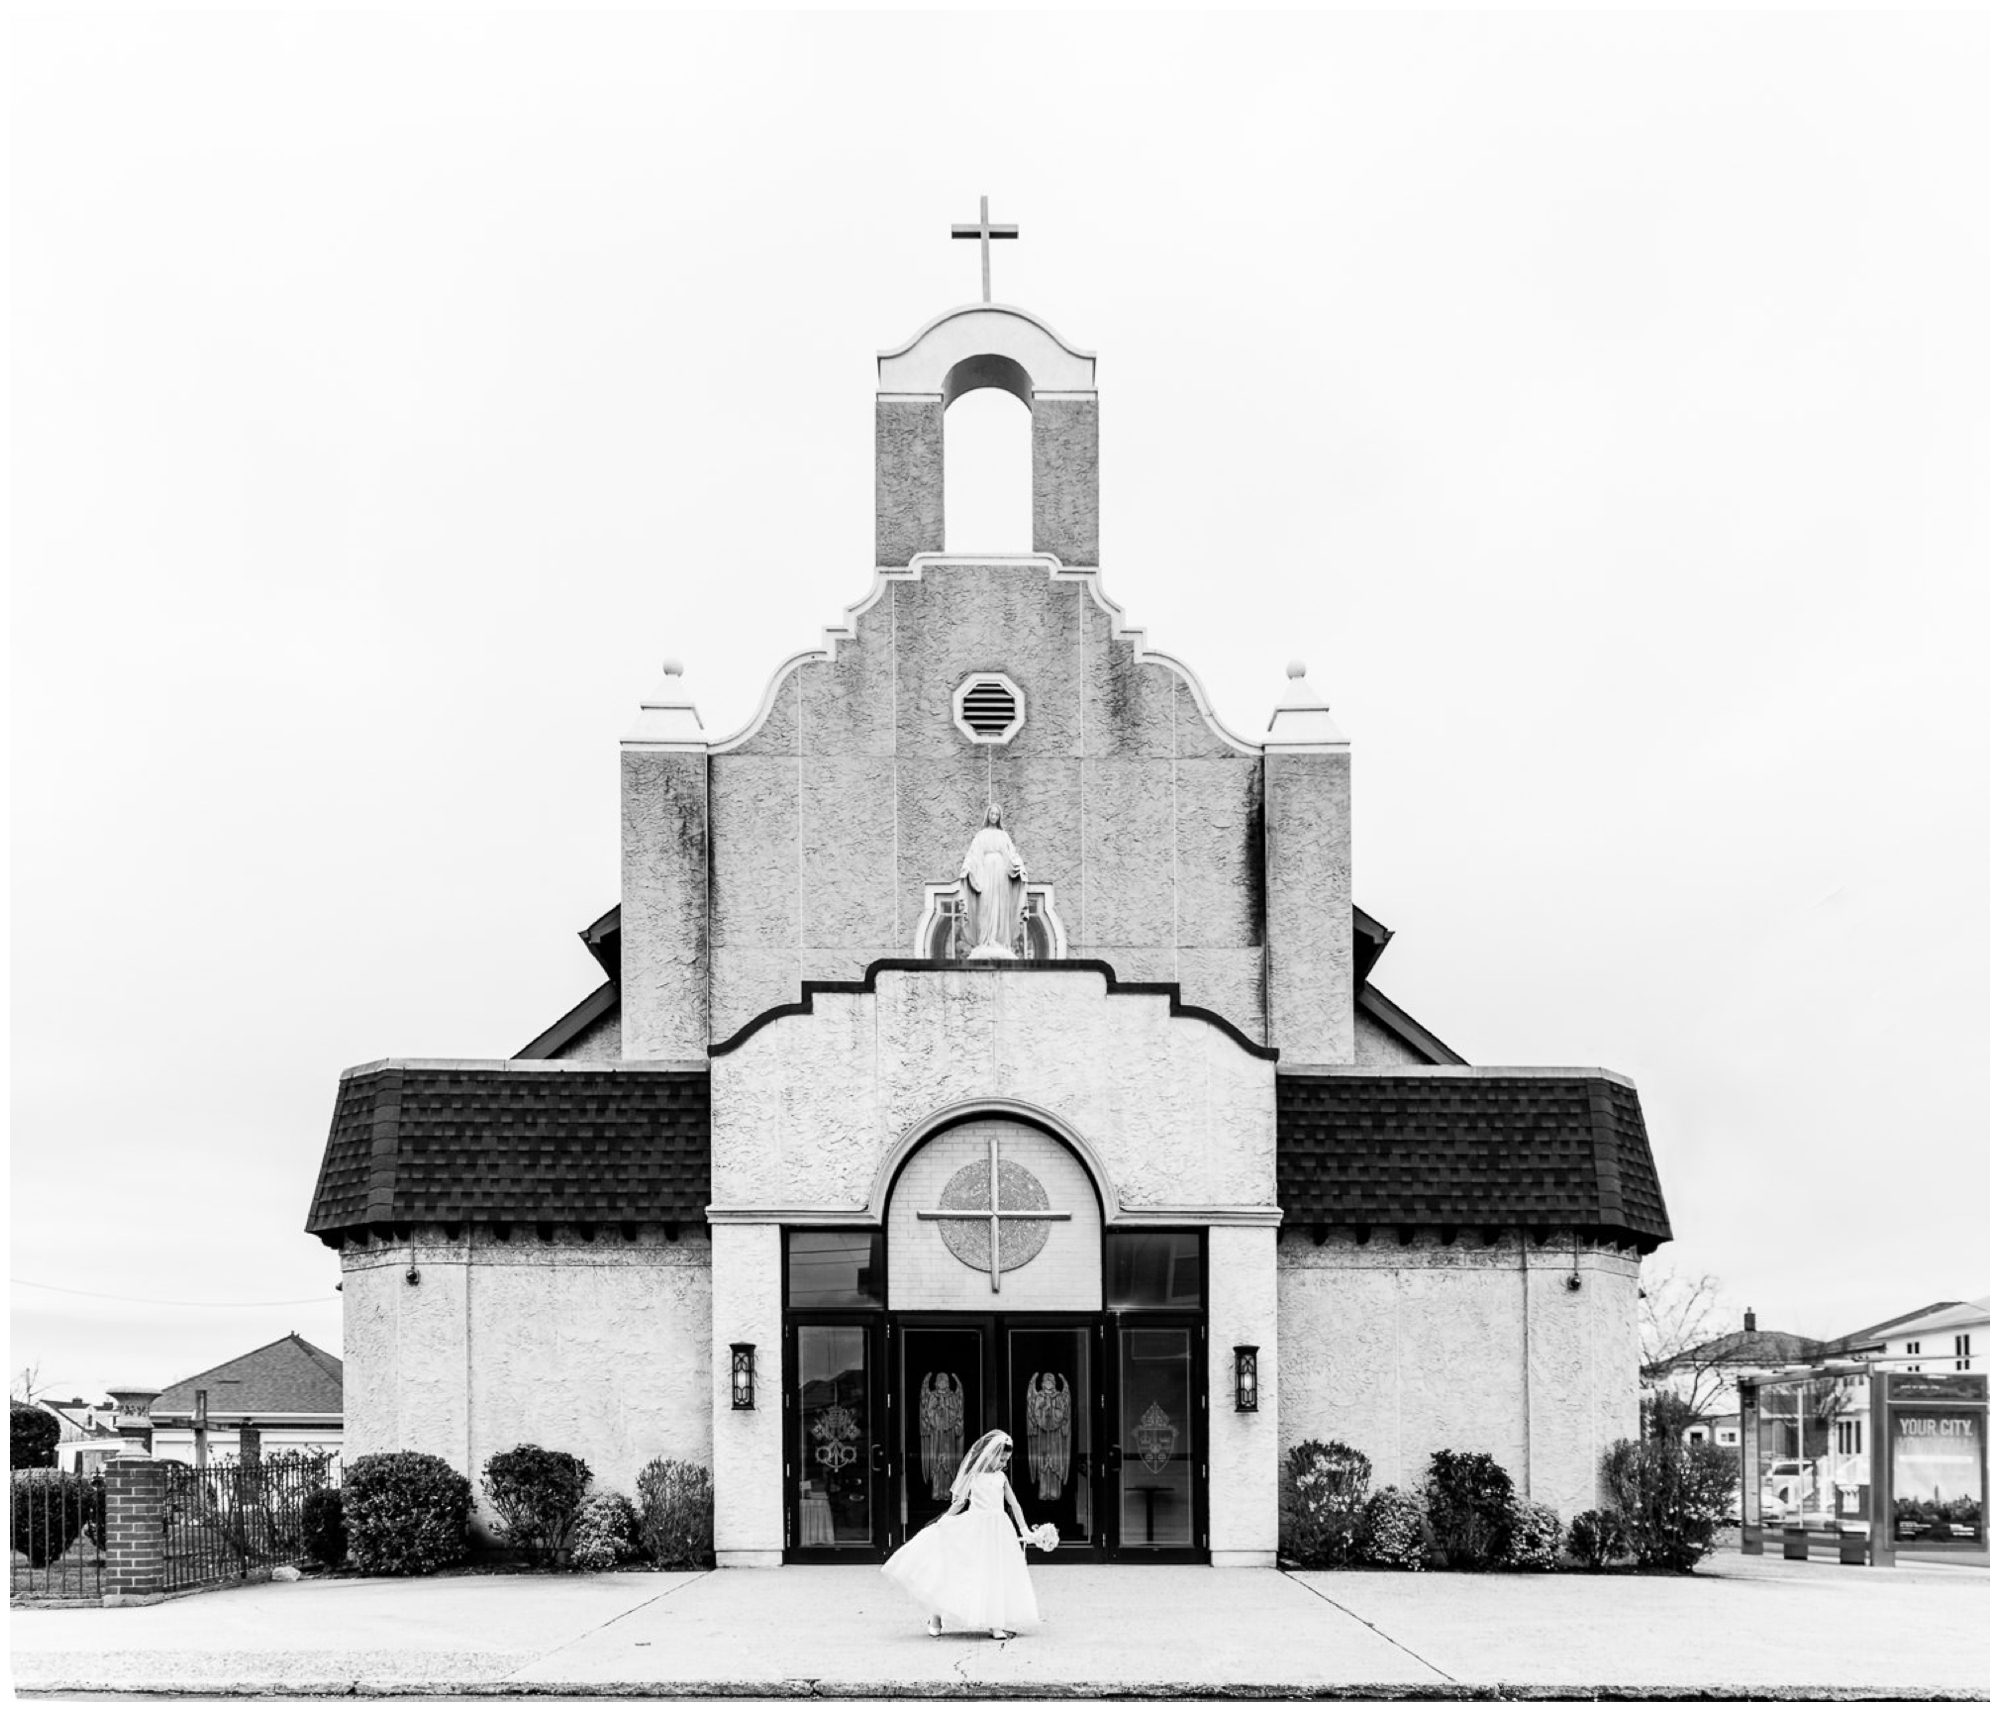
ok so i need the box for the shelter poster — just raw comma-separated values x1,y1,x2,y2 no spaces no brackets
1892,1409,1985,1543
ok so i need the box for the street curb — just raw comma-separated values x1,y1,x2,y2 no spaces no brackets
11,1680,1989,1701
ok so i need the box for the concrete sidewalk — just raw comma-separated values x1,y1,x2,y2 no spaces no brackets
9,1555,1989,1699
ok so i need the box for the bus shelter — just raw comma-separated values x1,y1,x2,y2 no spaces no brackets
1737,1365,1987,1565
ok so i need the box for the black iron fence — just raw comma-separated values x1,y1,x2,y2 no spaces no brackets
163,1451,340,1593
10,1468,107,1602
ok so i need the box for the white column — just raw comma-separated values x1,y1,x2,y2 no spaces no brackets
1207,1223,1279,1567
711,1222,784,1567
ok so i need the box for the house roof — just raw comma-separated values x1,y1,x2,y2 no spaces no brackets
152,1334,344,1420
305,1063,711,1242
1827,1297,1988,1353
1275,1070,1671,1248
1656,1327,1827,1374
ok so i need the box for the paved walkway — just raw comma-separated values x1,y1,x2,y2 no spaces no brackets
9,1554,1989,1699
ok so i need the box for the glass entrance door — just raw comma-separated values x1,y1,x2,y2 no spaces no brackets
900,1325,984,1538
791,1325,877,1552
1112,1325,1200,1553
1006,1326,1094,1545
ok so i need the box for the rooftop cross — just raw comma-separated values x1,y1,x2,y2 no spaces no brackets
950,195,1018,304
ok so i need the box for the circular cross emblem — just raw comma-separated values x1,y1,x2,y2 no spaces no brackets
937,1157,1054,1274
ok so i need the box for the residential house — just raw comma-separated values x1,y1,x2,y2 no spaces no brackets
147,1333,343,1465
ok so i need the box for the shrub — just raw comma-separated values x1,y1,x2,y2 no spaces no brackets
1424,1450,1516,1570
343,1451,472,1576
10,1402,60,1470
1358,1484,1428,1570
481,1445,593,1567
570,1491,640,1571
635,1458,713,1569
11,1469,103,1567
302,1488,347,1567
1565,1507,1626,1569
1279,1439,1373,1568
1502,1498,1562,1570
1603,1437,1737,1573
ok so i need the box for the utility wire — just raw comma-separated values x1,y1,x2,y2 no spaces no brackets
12,1278,336,1309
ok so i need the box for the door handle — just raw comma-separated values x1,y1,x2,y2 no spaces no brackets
870,1442,887,1475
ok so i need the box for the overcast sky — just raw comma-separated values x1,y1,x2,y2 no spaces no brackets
12,9,1988,1403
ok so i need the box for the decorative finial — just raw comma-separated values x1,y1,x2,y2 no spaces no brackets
951,195,1019,304
1286,660,1307,680
662,657,684,679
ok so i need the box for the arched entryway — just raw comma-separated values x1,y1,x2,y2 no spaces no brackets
781,1114,1208,1563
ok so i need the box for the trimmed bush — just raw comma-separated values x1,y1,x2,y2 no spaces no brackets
1279,1439,1372,1568
1565,1507,1626,1569
10,1469,103,1567
1603,1437,1737,1573
1502,1498,1562,1570
481,1445,592,1567
344,1451,472,1576
635,1458,713,1569
570,1491,640,1571
10,1402,60,1470
302,1488,347,1567
1424,1450,1516,1570
1358,1484,1428,1570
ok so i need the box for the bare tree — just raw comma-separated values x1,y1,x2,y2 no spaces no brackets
12,1360,45,1404
1639,1262,1737,1425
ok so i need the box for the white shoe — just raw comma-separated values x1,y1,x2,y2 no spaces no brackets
991,1628,1012,1640
926,1617,943,1638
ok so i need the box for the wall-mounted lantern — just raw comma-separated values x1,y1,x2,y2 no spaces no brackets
730,1343,757,1411
1234,1345,1259,1412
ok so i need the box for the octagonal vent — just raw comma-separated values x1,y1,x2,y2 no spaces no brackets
953,673,1024,745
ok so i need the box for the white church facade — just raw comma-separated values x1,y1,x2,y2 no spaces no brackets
308,274,1672,1567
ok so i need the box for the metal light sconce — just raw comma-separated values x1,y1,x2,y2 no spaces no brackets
1234,1345,1259,1412
730,1343,756,1411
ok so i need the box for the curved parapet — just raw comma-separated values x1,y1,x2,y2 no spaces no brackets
878,303,1097,399
708,553,1258,757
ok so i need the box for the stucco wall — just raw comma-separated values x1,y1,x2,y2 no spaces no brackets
1275,1228,1640,1522
701,560,1271,1050
1352,1009,1432,1067
341,1227,711,1535
1031,396,1098,565
620,750,708,1060
710,964,1277,1217
554,1006,622,1061
1207,1224,1278,1565
875,397,945,565
1263,750,1353,1064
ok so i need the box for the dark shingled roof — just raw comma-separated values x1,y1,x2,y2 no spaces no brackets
153,1334,344,1420
304,1064,710,1243
1277,1072,1672,1249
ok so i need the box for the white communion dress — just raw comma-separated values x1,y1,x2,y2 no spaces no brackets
880,1471,1041,1633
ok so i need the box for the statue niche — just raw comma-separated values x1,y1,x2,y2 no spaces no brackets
915,806,1067,962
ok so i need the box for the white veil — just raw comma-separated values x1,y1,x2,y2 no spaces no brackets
944,1428,1013,1514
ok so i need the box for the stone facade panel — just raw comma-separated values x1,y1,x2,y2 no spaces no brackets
1080,760,1177,948
709,758,803,948
1031,396,1098,566
875,398,944,568
1173,758,1264,948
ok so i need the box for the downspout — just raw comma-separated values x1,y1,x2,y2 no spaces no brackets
1520,1234,1533,1500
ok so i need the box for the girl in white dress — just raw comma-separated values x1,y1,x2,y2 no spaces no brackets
881,1429,1041,1639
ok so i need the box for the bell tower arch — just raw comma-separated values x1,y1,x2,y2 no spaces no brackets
875,303,1100,567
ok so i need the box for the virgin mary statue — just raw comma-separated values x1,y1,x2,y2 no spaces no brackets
959,806,1027,959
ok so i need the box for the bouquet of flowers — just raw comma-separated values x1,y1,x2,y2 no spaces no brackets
1027,1522,1060,1553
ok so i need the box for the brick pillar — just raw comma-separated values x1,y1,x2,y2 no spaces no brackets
102,1454,166,1605
238,1423,261,1465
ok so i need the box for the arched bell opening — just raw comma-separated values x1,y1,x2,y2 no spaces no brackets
943,353,1033,554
